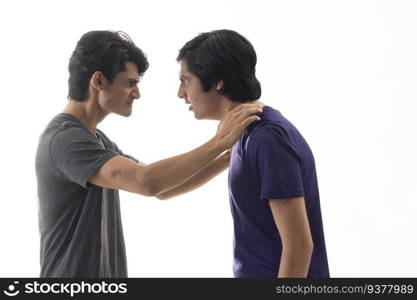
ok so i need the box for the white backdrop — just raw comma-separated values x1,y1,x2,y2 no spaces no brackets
0,0,416,277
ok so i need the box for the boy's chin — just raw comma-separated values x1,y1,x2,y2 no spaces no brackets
116,109,132,117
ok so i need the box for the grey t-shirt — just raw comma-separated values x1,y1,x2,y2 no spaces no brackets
35,113,138,277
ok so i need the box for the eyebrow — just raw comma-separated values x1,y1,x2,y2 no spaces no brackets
179,75,190,80
126,78,139,84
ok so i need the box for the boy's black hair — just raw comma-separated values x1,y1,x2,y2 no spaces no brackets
177,29,261,102
68,31,148,101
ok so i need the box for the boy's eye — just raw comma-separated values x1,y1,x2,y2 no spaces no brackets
180,76,190,85
128,80,137,87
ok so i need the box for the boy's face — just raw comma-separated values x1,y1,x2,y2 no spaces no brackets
98,61,140,117
177,60,221,120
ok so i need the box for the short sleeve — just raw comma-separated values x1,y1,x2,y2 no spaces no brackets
49,126,119,188
108,140,140,164
96,129,141,164
245,125,304,200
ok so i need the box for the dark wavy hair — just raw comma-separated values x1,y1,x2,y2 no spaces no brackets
177,29,261,102
68,31,149,102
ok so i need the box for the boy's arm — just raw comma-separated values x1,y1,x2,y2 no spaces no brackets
89,104,261,196
156,150,230,200
268,197,313,277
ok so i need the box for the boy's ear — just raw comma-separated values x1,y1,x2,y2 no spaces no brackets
91,71,107,91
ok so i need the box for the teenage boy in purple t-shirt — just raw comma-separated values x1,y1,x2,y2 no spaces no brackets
168,30,330,277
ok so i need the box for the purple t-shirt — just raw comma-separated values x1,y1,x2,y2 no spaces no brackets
228,106,329,278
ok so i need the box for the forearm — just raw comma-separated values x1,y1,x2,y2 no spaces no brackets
277,244,313,278
141,138,224,196
95,103,261,196
156,152,230,200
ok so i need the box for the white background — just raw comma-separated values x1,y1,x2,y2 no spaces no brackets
0,0,416,277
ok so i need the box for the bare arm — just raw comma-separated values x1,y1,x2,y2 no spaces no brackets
268,197,313,278
89,104,262,197
89,138,221,196
156,150,231,200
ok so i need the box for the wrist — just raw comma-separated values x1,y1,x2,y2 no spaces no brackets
210,136,226,153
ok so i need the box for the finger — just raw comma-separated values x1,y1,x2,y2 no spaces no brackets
230,104,244,113
242,103,263,109
228,115,260,138
240,104,263,114
222,104,262,124
240,115,261,128
235,106,263,121
244,106,263,115
230,103,261,114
